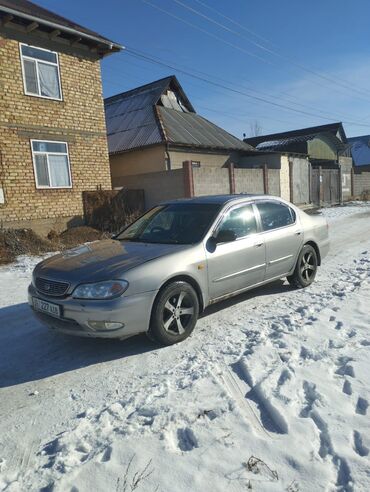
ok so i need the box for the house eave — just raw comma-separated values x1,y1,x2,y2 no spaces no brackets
0,6,123,57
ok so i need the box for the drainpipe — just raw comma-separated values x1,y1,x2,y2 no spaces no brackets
165,143,171,171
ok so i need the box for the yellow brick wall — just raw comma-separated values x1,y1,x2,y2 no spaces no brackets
0,35,112,227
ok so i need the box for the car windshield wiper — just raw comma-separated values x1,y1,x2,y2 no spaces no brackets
118,237,144,242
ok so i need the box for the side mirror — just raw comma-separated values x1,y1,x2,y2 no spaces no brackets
215,229,237,244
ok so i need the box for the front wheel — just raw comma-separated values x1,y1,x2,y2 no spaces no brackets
287,244,318,288
148,281,199,345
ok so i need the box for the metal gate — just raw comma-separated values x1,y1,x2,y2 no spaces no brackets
311,168,340,206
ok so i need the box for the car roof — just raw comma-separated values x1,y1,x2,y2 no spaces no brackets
163,194,276,206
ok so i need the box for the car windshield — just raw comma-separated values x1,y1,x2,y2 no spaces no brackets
116,203,221,245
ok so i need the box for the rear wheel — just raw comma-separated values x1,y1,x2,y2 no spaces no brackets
148,281,199,345
287,244,318,288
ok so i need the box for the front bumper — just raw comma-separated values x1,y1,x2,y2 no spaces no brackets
28,284,157,339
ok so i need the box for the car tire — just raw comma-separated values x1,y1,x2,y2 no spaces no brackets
287,244,318,289
148,281,199,346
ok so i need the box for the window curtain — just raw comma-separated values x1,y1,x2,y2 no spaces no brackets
38,63,60,99
24,59,38,94
34,154,49,187
48,155,70,187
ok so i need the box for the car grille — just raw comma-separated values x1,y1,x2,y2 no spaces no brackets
35,277,70,297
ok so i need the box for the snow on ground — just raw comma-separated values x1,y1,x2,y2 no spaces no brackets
0,204,370,492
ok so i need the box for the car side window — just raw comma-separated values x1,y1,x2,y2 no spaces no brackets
217,204,257,239
256,201,295,231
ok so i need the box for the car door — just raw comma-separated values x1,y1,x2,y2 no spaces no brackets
255,200,303,280
205,202,266,300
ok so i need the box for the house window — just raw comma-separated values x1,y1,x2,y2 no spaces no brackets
31,140,72,189
20,44,62,100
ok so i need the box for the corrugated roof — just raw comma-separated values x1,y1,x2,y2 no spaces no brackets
256,135,315,150
158,107,252,151
348,135,370,166
0,0,121,52
105,76,252,154
245,122,347,147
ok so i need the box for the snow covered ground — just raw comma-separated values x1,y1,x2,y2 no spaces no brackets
0,203,369,492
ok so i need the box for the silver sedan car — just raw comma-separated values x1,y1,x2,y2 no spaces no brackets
29,195,329,345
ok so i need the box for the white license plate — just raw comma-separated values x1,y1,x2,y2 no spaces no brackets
33,298,61,318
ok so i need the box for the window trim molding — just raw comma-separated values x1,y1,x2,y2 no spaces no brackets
30,139,73,189
19,43,63,102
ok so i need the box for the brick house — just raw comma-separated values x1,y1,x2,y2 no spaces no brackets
0,0,121,234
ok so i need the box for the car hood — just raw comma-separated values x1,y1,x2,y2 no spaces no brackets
34,239,190,284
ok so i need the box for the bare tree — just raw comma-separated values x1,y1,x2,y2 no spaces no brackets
249,120,262,137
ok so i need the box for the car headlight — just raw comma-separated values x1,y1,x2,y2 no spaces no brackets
72,280,129,300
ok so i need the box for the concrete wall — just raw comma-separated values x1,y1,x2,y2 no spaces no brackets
268,169,281,196
0,36,111,231
353,171,370,197
193,167,230,195
234,169,264,194
114,169,185,210
110,145,166,183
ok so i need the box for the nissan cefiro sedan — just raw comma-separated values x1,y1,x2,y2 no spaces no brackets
29,195,329,345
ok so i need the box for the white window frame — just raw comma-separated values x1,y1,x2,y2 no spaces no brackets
19,43,63,101
30,139,72,189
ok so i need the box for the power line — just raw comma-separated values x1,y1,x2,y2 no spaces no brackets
124,47,370,128
176,0,370,101
140,0,276,66
110,44,362,123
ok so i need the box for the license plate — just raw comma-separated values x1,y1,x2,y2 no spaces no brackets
33,298,61,318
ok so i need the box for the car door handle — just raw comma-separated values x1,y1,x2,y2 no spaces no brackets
254,241,264,248
295,230,302,236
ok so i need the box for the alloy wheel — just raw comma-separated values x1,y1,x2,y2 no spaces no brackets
162,291,195,335
300,251,316,281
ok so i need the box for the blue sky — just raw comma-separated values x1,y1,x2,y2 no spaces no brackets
37,0,370,138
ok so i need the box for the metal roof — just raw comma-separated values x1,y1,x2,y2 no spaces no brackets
158,107,252,151
0,0,122,55
256,135,315,151
245,122,347,147
348,135,370,166
105,76,253,154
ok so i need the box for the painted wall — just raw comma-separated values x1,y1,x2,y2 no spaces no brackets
113,169,185,210
308,136,337,161
168,149,234,169
280,155,290,201
110,145,166,184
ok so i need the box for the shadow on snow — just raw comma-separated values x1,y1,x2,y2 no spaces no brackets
0,279,292,388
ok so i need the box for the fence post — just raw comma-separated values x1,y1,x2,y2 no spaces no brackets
289,159,294,203
351,167,355,197
338,167,343,204
228,162,235,194
183,161,194,198
308,161,312,205
318,165,322,207
262,164,269,194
